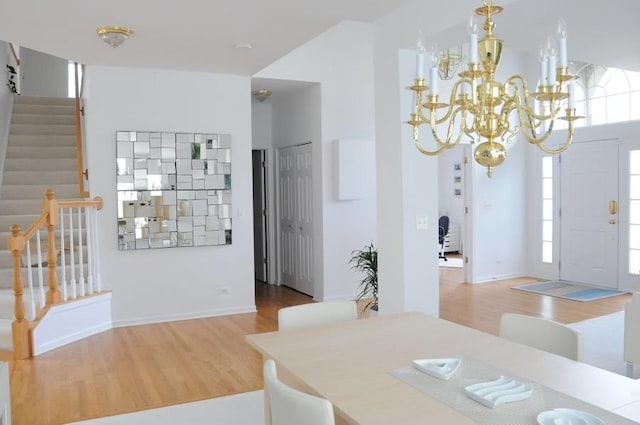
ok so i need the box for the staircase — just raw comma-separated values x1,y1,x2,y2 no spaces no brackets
0,95,81,351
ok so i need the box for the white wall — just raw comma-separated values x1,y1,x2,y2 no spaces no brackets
19,47,67,97
84,66,255,326
255,22,377,302
467,47,528,283
0,41,13,185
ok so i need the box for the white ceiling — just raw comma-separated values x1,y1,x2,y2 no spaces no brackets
1,0,638,80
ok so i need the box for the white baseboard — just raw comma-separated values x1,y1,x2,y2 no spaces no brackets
112,305,257,328
32,293,113,355
471,272,527,284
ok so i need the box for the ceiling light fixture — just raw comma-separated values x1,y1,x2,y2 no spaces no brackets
96,25,133,48
252,90,272,102
407,0,582,177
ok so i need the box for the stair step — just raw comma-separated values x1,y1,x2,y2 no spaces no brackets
0,214,41,231
2,170,77,185
10,123,76,136
11,113,75,126
13,96,75,106
1,184,78,200
8,134,75,147
4,158,77,172
6,145,77,159
0,263,91,290
0,226,89,251
0,199,42,215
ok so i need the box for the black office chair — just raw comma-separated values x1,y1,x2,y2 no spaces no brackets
438,216,450,261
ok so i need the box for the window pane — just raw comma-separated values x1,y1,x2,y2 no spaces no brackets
542,178,552,199
630,225,640,250
543,199,553,221
631,151,640,174
630,249,640,275
607,93,630,123
631,176,640,199
631,200,640,225
632,92,640,121
542,242,553,263
542,220,553,241
542,157,553,178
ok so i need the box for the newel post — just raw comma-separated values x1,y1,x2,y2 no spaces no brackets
7,225,31,359
43,189,61,304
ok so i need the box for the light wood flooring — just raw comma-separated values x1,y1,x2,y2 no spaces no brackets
9,265,631,425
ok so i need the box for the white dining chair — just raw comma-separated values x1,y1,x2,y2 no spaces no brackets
278,301,357,331
624,292,640,377
263,359,335,425
499,313,584,361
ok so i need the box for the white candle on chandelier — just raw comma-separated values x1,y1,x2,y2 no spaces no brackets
538,46,548,86
556,19,568,68
545,35,557,85
415,36,425,79
467,14,479,64
429,44,439,96
568,81,575,109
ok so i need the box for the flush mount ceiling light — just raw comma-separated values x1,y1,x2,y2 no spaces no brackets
96,25,133,48
252,90,272,102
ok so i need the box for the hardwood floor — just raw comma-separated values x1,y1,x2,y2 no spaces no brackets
9,267,631,425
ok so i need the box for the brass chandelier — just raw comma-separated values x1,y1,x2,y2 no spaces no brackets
407,0,582,177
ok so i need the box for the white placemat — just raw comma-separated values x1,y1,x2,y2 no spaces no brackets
389,356,636,425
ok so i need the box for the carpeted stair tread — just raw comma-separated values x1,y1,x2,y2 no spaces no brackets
8,134,76,147
3,170,77,185
4,158,77,172
7,145,77,159
1,184,78,199
11,113,75,125
13,96,75,106
9,124,76,136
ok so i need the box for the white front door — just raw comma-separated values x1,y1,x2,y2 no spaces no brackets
277,143,314,296
560,140,619,288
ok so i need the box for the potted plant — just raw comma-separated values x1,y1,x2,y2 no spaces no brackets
349,242,378,314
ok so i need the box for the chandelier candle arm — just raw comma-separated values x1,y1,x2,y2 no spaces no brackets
405,0,581,177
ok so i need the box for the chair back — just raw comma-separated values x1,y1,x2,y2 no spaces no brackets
278,301,357,331
499,313,583,361
264,359,335,425
439,216,450,242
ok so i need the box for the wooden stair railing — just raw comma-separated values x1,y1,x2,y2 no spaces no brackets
7,189,103,359
73,61,90,198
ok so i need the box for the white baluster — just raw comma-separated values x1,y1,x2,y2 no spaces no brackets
91,207,102,292
68,208,77,299
25,241,36,320
77,208,85,297
60,208,67,301
85,208,94,294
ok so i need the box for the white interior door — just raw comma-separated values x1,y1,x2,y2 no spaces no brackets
277,143,314,296
278,147,296,288
560,140,619,288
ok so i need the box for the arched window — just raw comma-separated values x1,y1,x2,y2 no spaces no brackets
562,63,640,127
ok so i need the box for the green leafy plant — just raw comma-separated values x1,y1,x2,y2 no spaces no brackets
349,242,378,312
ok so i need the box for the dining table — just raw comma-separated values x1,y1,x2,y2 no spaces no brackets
246,311,640,425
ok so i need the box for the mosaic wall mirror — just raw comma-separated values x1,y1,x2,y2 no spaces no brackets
116,131,232,250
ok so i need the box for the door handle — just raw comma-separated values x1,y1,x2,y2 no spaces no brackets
609,200,618,215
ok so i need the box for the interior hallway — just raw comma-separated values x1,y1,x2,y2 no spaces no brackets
9,266,631,424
